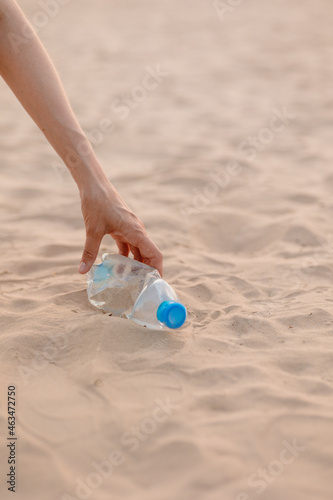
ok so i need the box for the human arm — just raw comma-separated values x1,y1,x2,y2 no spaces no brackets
0,0,163,275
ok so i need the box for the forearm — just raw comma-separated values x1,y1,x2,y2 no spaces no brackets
0,0,108,191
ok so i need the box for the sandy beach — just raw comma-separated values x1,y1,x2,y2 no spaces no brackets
1,0,333,499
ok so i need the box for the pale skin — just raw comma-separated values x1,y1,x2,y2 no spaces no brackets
0,0,163,276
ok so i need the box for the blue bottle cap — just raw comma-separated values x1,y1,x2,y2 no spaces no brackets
156,300,187,329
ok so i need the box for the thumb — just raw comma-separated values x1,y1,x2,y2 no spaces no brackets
79,232,102,274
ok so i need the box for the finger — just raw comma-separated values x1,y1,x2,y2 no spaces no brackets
116,240,130,257
135,234,163,277
129,244,143,263
79,231,103,274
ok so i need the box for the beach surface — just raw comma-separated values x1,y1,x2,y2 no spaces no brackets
1,0,333,499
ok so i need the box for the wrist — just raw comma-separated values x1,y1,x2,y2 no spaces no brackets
77,164,116,204
62,139,110,194
77,160,110,196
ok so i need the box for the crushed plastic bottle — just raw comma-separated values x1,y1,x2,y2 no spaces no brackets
87,253,187,330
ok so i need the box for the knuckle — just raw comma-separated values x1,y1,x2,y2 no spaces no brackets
137,217,145,228
83,248,95,260
128,227,145,244
87,226,102,238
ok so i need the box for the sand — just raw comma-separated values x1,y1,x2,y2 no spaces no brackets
1,0,333,499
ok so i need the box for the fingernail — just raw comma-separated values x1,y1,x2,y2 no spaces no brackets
79,262,87,273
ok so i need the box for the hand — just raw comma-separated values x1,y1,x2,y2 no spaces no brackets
78,179,163,277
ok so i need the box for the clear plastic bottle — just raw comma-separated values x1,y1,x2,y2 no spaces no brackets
87,253,187,330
